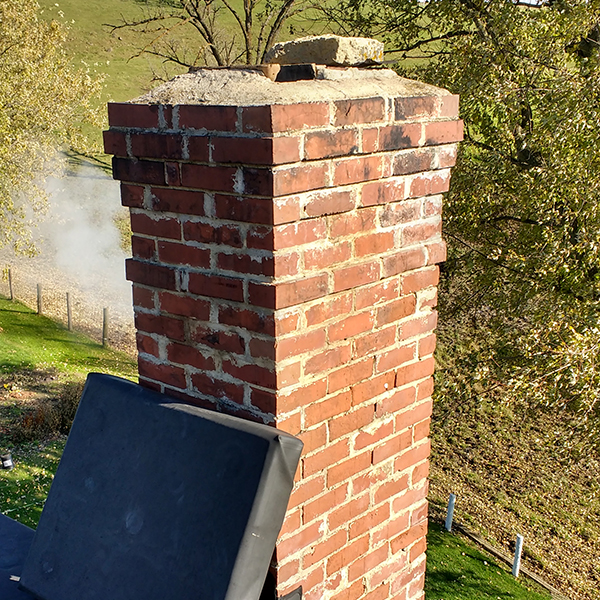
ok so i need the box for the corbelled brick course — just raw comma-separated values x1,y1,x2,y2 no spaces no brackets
106,75,461,600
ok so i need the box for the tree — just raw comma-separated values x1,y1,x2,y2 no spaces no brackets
0,0,103,254
325,0,600,440
107,0,314,68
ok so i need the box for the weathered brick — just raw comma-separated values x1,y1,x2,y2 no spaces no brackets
130,212,181,239
327,452,372,487
188,272,244,302
180,163,237,192
376,295,416,327
394,96,438,121
159,291,210,319
151,188,206,216
304,390,352,428
424,120,464,145
113,157,166,185
333,155,383,186
305,129,359,160
134,312,185,341
361,179,406,207
178,105,237,132
273,163,329,196
138,359,186,389
304,190,355,218
126,258,177,291
249,274,329,309
108,103,161,129
191,324,246,355
167,342,215,370
334,97,385,126
183,221,243,246
333,261,380,293
191,372,245,404
395,357,435,388
131,236,156,260
130,132,184,159
376,344,416,374
103,130,127,156
158,241,210,267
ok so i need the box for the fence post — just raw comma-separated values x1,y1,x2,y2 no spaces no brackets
8,268,13,301
445,493,457,532
512,534,524,577
37,284,42,314
66,293,72,332
102,307,109,347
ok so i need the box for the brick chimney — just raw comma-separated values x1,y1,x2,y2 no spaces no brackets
104,63,462,600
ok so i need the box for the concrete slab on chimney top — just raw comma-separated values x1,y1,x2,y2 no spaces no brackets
133,67,450,106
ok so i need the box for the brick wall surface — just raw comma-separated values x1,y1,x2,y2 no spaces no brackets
106,91,462,600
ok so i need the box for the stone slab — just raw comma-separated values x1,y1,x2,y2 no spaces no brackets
19,373,303,600
0,514,35,600
264,35,384,67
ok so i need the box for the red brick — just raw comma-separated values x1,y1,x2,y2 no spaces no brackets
113,158,166,185
333,155,383,186
379,199,422,228
440,94,460,118
334,97,385,126
352,371,395,407
409,537,427,564
188,272,244,302
222,359,276,388
108,103,160,128
413,418,431,443
326,535,370,577
288,474,326,509
217,252,274,276
376,344,416,374
424,194,443,217
378,123,422,151
412,461,430,486
275,310,301,335
278,378,327,413
302,438,349,478
279,508,302,539
249,274,329,309
329,579,364,600
178,105,237,131
401,267,439,294
328,312,374,343
191,372,245,404
305,129,359,160
186,136,210,161
138,359,186,389
328,494,369,532
304,242,351,271
272,103,330,132
352,468,388,496
376,387,416,417
372,512,410,547
136,332,159,358
161,162,180,187
417,377,434,402
417,334,437,359
305,190,355,218
354,231,395,257
426,240,447,265
304,390,352,427
298,423,327,455
277,521,324,559
130,212,181,239
394,97,437,121
132,284,155,310
151,188,206,216
399,312,438,340
396,400,432,433
392,483,428,516
103,130,127,156
241,167,273,196
211,136,300,165
333,261,380,293
303,530,348,570
274,218,327,249
273,196,303,224
362,127,379,152
303,485,349,524
355,280,399,310
273,163,329,196
167,342,215,370
390,520,427,554
120,183,145,208
395,357,435,388
329,208,376,239
424,120,464,145
354,326,396,358
348,546,390,583
158,241,210,267
247,226,273,250
126,259,177,291
276,329,327,361
393,149,434,176
329,405,374,440
214,195,273,224
361,179,405,207
374,474,410,505
409,172,450,198
248,337,275,360
372,431,412,465
349,504,390,540
328,359,374,395
180,163,237,192
218,305,274,335
382,248,427,278
131,236,155,260
376,295,416,327
305,294,353,327
130,132,184,159
327,451,372,487
437,144,458,168
394,441,431,476
354,419,394,451
191,324,245,355
159,292,210,319
134,311,185,341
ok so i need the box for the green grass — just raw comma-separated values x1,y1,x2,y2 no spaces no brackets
425,521,551,600
0,296,136,377
0,439,65,528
